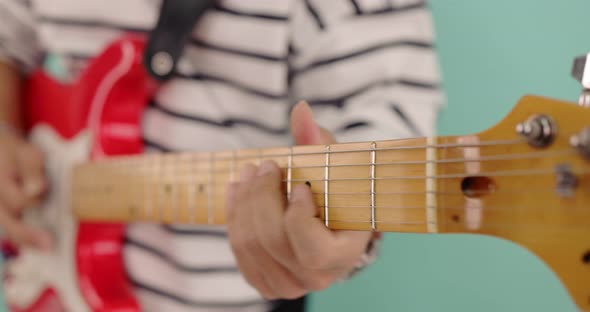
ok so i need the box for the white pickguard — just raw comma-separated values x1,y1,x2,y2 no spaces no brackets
4,125,92,312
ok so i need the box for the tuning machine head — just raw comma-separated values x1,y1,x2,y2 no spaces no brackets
570,127,590,159
572,53,590,107
516,115,555,148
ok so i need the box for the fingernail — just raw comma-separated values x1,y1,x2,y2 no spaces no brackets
296,101,314,120
289,184,305,203
257,160,274,176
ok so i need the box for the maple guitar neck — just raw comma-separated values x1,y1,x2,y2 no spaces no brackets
74,136,450,233
71,108,571,237
73,96,590,311
72,130,569,235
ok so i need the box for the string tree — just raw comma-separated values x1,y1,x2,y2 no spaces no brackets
554,164,578,198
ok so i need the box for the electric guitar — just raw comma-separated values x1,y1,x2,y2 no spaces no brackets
5,35,590,312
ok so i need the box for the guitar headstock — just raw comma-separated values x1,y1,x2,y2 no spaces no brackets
440,95,590,311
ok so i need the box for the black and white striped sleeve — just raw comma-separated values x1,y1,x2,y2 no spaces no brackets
288,0,444,142
0,0,40,71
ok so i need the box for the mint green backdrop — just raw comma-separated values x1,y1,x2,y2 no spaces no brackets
2,1,590,311
310,0,590,311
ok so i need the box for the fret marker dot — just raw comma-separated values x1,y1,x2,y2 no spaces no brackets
198,184,205,193
305,181,311,188
582,250,590,264
164,184,172,193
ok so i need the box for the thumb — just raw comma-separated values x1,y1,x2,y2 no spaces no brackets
290,101,336,145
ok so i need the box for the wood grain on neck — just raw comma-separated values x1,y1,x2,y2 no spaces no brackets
72,137,442,233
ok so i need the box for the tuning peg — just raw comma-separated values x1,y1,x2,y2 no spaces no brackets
571,53,590,107
570,127,590,159
516,115,555,147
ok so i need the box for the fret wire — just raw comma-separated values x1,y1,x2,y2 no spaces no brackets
136,161,141,220
230,150,237,182
155,155,162,222
172,156,178,224
426,136,438,233
208,152,214,225
158,154,169,222
287,146,293,200
370,142,376,231
324,145,330,227
144,156,152,220
188,156,195,224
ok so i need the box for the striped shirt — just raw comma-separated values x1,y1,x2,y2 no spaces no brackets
0,0,443,311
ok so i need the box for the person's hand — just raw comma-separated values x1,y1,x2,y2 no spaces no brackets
0,126,51,250
225,102,372,299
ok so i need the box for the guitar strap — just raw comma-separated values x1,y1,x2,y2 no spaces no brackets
144,0,215,81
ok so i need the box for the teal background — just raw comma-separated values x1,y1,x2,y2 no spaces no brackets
310,0,590,312
2,1,590,311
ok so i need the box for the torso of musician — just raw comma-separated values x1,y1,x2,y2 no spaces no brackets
0,0,442,311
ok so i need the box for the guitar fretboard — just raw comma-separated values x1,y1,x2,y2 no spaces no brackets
72,134,542,235
73,137,455,233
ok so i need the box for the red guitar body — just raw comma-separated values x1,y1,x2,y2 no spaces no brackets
4,35,155,312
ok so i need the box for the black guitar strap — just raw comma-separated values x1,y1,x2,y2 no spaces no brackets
144,0,215,81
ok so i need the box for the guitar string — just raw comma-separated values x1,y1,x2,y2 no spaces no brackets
77,204,590,231
311,220,590,231
85,148,581,180
91,138,526,165
81,166,590,184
